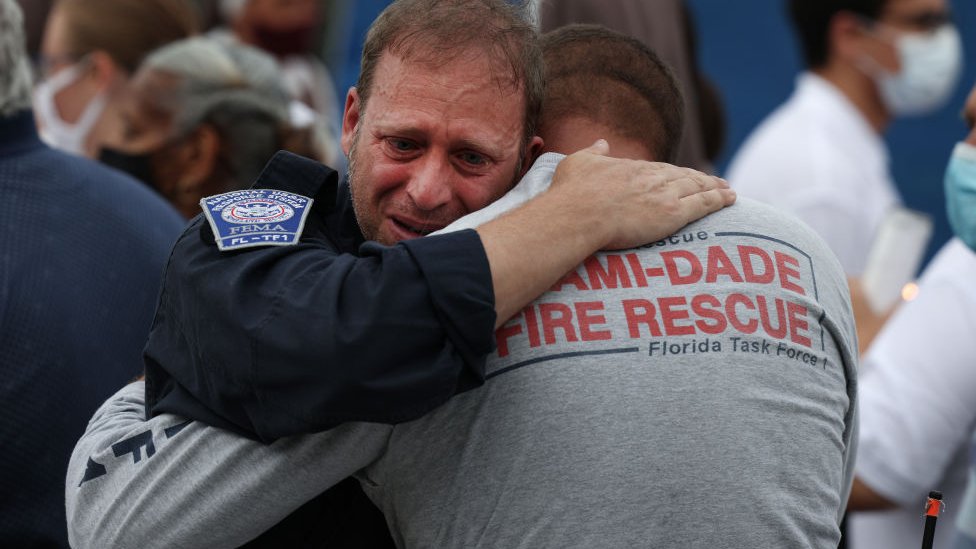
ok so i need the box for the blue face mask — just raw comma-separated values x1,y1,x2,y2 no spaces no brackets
945,142,976,251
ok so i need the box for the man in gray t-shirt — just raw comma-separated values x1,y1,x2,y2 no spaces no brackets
66,26,856,549
367,175,858,548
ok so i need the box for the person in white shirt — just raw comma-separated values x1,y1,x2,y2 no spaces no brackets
725,0,962,277
729,4,965,546
847,82,976,549
947,82,976,549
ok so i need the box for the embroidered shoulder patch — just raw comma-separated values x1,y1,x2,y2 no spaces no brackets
200,189,313,251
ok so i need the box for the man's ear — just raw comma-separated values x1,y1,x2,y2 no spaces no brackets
832,10,899,74
340,87,361,156
86,50,125,92
519,135,545,179
831,11,872,65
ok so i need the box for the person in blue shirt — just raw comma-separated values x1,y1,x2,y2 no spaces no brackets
0,1,185,546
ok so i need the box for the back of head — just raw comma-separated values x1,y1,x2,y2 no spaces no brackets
142,36,291,188
0,0,32,116
54,0,198,73
541,24,684,163
789,0,887,68
356,0,542,147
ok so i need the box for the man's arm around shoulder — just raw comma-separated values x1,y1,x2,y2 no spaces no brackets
66,381,391,549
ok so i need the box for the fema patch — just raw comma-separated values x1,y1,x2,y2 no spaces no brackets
200,189,313,251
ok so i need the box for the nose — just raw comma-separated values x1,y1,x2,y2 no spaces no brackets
405,155,454,212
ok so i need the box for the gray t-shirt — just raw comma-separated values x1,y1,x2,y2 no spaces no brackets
67,156,857,549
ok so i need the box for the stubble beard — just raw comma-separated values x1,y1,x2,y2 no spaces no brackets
347,125,528,245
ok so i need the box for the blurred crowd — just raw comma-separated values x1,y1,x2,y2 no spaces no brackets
1,1,975,548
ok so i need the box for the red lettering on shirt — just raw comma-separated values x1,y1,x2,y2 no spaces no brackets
575,301,613,341
622,299,663,338
775,252,805,295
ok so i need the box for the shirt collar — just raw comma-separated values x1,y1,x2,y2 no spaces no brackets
0,109,44,156
330,175,366,253
795,72,890,168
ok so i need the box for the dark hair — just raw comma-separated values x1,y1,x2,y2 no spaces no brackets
788,0,887,68
540,24,684,163
355,0,542,148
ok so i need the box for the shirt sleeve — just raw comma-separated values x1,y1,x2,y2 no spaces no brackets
854,270,976,506
955,434,976,543
66,382,393,549
144,152,498,442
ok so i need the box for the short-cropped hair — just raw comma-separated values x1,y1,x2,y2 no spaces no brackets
541,24,684,163
789,0,887,68
356,0,542,148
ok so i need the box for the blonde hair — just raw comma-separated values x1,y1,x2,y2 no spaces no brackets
55,0,199,73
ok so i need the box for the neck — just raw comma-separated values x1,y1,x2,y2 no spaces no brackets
541,117,654,161
814,61,890,133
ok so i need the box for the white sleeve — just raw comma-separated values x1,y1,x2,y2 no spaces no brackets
854,271,976,506
66,381,392,549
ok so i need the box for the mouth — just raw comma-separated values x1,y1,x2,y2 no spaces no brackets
390,216,444,238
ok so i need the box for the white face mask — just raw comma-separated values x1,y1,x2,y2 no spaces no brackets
33,61,107,156
865,24,963,117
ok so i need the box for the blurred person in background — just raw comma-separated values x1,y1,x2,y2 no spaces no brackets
215,0,342,167
97,36,297,218
948,82,976,549
35,0,198,157
726,0,962,278
13,0,53,57
538,0,725,172
0,1,185,546
845,82,976,549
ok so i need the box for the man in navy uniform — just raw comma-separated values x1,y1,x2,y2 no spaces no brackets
143,0,735,441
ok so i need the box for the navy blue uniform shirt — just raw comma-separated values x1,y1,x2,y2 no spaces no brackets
145,151,498,442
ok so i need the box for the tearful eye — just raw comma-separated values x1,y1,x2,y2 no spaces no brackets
389,138,416,152
459,151,487,166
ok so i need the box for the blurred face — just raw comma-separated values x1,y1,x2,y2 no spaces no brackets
38,7,92,124
862,0,952,73
97,69,203,210
243,0,319,30
108,69,180,154
341,51,540,245
236,0,320,56
37,6,128,157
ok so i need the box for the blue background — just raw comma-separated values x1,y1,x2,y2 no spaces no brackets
687,0,976,266
325,1,976,268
